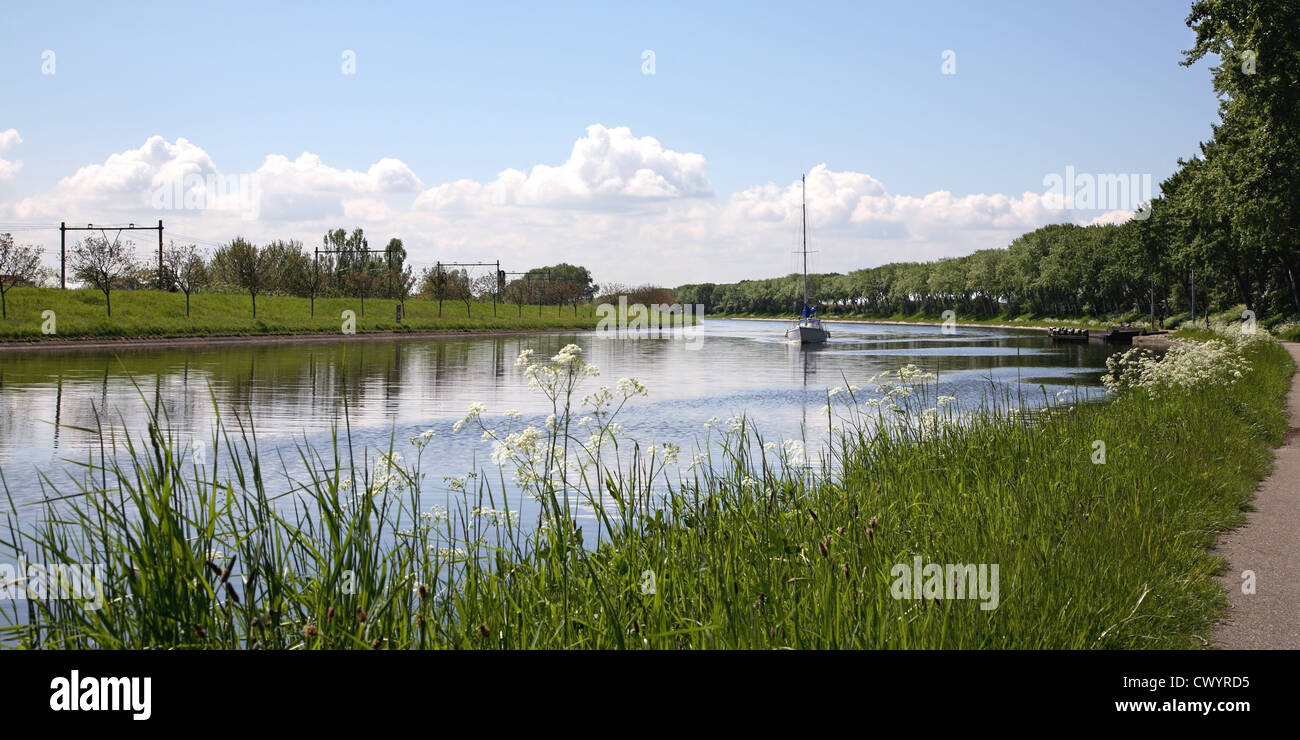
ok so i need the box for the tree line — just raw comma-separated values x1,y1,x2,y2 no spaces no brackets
0,227,599,319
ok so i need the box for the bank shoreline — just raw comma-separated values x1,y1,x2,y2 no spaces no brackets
714,315,1052,332
0,326,596,354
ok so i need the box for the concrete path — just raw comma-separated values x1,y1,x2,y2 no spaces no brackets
1214,342,1300,649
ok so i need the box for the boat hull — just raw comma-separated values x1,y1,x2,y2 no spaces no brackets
787,325,829,344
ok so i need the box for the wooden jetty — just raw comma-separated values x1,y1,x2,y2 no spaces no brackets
1048,325,1148,344
1047,326,1089,342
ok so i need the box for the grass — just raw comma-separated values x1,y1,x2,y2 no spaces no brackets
0,331,1292,649
1275,324,1300,342
0,286,603,340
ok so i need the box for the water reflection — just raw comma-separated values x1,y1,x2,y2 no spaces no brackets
0,319,1118,516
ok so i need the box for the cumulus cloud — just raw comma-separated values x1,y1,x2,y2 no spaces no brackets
724,164,1069,236
11,136,422,222
1087,209,1135,226
413,124,710,213
7,126,1114,284
0,128,22,180
13,136,215,217
256,153,422,198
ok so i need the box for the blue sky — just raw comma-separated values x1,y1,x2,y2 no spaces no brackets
0,0,1221,285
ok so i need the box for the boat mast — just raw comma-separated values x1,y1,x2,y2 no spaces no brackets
801,174,808,313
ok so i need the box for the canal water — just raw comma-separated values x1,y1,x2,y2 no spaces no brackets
0,319,1117,524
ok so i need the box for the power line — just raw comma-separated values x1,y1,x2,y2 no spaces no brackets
166,232,228,250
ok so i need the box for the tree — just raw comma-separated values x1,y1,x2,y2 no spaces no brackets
352,267,378,318
394,266,416,321
471,272,499,316
525,263,595,304
261,239,309,296
305,252,327,318
226,237,273,318
1184,0,1300,313
342,228,370,291
418,265,447,317
444,268,473,316
163,242,208,317
322,228,349,292
71,235,137,317
384,238,406,298
504,277,533,317
0,233,43,319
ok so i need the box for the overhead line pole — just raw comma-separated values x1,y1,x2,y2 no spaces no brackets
58,220,164,289
500,270,577,317
316,246,397,318
438,261,503,316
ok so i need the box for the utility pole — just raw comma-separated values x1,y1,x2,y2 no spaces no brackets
1190,268,1196,323
801,174,808,312
501,270,564,318
317,245,391,317
58,221,164,288
437,260,502,317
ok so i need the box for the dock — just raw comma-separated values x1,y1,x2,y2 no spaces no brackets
1048,326,1151,344
1047,327,1089,342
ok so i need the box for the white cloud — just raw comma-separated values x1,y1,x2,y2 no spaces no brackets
11,136,422,222
342,197,394,222
1087,209,1135,226
412,124,710,213
0,128,22,181
256,153,422,198
13,136,215,216
7,126,1118,285
724,165,1068,235
0,129,21,152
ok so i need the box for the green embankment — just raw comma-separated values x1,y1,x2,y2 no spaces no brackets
0,286,601,340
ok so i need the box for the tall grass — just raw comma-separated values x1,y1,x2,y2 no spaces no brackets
1,331,1291,649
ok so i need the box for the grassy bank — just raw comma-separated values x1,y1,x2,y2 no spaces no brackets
1,331,1291,649
0,286,602,341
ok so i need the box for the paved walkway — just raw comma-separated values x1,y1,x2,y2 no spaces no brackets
1214,342,1300,649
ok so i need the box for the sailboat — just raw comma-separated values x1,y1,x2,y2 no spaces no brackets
786,174,830,344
